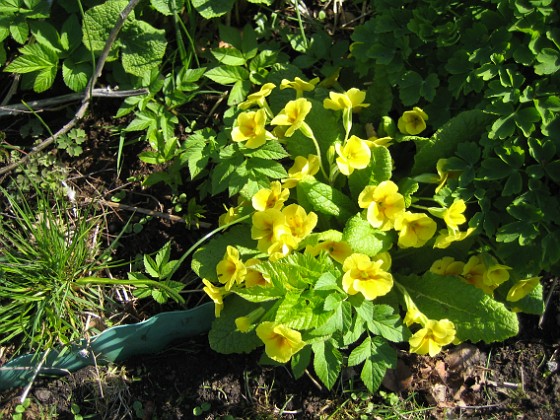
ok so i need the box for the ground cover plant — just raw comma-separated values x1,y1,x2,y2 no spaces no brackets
0,0,559,418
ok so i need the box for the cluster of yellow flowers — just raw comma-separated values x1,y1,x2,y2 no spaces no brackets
430,254,540,301
203,78,489,363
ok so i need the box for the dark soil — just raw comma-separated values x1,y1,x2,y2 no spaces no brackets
1,83,560,420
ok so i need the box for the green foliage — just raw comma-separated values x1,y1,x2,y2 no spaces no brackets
82,0,167,77
204,24,288,105
189,68,537,393
191,0,273,19
350,0,560,275
56,128,87,157
129,242,186,304
0,185,114,354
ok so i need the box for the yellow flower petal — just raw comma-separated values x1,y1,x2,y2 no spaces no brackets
506,277,541,302
342,253,394,300
256,322,305,363
397,107,428,135
216,246,247,290
394,212,437,248
270,98,312,137
409,319,456,357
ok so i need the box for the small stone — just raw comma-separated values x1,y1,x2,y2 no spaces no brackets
34,388,51,402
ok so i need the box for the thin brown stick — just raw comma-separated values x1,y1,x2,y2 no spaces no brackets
0,88,148,118
0,0,142,178
95,199,212,229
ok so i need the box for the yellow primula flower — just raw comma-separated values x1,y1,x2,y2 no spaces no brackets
202,279,226,317
483,263,511,288
409,319,456,357
252,181,290,211
358,181,406,231
433,227,475,249
397,107,429,135
218,204,241,227
461,255,492,294
235,317,252,333
238,82,276,110
251,208,289,254
342,253,394,300
270,98,312,137
507,277,541,302
267,231,298,261
429,256,465,276
365,136,393,148
216,246,247,290
394,212,437,248
443,200,467,231
323,88,370,113
280,76,320,97
282,204,318,242
256,322,306,363
404,305,428,327
283,155,320,188
231,109,274,148
335,135,372,176
305,240,353,264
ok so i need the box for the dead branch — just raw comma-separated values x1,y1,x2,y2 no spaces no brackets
0,0,142,178
0,88,148,118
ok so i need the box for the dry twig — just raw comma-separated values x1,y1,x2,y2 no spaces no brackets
0,88,148,118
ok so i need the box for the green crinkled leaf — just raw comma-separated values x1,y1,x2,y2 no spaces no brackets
121,20,167,77
83,0,129,55
412,110,493,175
342,214,393,257
296,178,357,222
275,291,332,330
257,253,335,291
191,0,235,18
209,295,262,354
150,0,184,16
312,340,342,390
397,272,519,342
233,285,285,303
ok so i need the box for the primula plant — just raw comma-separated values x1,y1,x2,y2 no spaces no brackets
189,69,544,392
